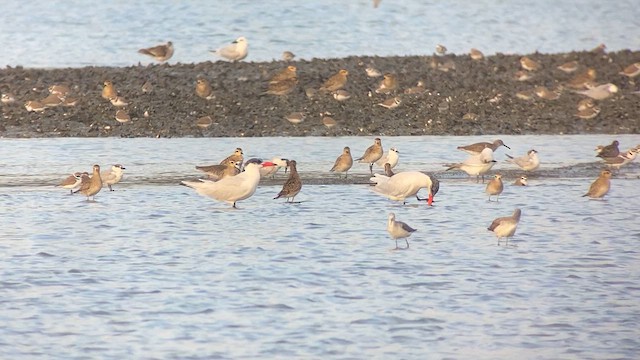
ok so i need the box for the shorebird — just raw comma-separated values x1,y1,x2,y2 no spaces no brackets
1,93,16,104
446,148,497,183
141,81,153,94
138,41,174,62
505,149,540,171
195,160,240,181
573,83,618,100
24,100,45,112
370,171,439,206
365,66,382,78
109,96,129,107
383,163,394,177
260,157,288,178
181,159,274,208
59,172,87,194
115,110,130,124
387,213,417,249
377,97,401,109
457,139,510,155
404,80,426,95
582,170,612,199
196,115,213,129
470,48,484,60
330,146,353,179
534,86,560,100
375,147,399,169
319,69,348,92
274,160,302,203
48,84,71,96
211,36,248,62
77,165,103,201
285,112,305,124
619,62,640,78
220,148,244,166
520,56,540,71
575,105,601,120
566,68,597,89
513,175,528,186
356,138,383,175
486,174,504,202
604,149,638,170
264,78,298,96
375,73,398,94
101,164,126,191
322,116,337,128
332,89,351,101
435,44,447,56
102,80,117,100
41,94,63,108
195,78,214,99
557,60,579,73
281,51,295,61
595,140,620,159
488,209,522,245
269,66,297,83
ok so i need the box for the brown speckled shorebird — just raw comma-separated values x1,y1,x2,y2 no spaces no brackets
375,73,398,94
220,148,244,166
582,170,612,199
102,80,117,100
330,146,353,179
356,138,383,175
195,78,214,99
319,69,348,92
77,164,103,201
196,160,240,181
485,174,504,202
457,139,510,155
269,65,297,83
264,78,298,96
274,160,302,203
138,41,174,62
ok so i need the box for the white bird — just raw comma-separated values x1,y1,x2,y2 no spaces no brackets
505,149,540,172
375,147,400,169
181,159,274,208
446,148,497,182
573,83,618,100
488,209,522,246
259,157,289,178
370,171,439,206
604,149,638,169
101,164,126,191
211,36,248,62
387,213,417,249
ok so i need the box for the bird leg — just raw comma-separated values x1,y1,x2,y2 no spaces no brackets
405,239,410,249
369,163,374,175
395,239,399,250
108,184,114,191
233,202,238,209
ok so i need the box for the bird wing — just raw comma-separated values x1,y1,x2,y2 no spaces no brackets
488,217,507,231
182,174,254,202
399,221,417,233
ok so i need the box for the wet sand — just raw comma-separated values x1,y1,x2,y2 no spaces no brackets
1,50,639,138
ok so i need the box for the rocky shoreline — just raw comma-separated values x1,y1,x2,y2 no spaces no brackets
1,50,639,138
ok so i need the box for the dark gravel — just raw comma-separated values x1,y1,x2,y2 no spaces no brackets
1,50,639,138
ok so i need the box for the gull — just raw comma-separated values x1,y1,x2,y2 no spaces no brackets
138,41,174,62
181,159,274,208
274,160,302,203
101,164,126,191
211,36,248,62
604,149,638,170
370,171,439,206
195,160,240,181
220,148,244,166
356,138,383,175
582,170,612,199
375,147,399,169
505,149,540,171
77,165,103,201
319,69,348,92
260,157,288,178
513,175,528,186
573,83,618,100
387,213,416,249
59,172,87,194
457,139,510,155
488,209,522,246
446,148,497,183
330,146,353,178
485,174,504,202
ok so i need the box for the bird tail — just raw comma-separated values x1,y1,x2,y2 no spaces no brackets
138,49,152,56
445,164,459,171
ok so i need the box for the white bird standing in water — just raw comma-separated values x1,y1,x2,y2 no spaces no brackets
181,158,274,208
505,149,540,172
375,147,400,169
370,171,439,206
387,213,416,249
446,148,497,183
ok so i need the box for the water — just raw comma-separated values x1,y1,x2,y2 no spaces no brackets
1,135,640,359
0,0,638,68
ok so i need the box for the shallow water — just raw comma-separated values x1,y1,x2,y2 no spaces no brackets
0,0,638,68
1,135,639,359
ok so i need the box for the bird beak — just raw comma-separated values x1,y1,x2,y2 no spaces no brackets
261,161,275,167
503,144,511,149
427,194,434,206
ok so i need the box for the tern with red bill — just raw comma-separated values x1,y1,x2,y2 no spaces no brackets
370,171,438,206
181,158,274,208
